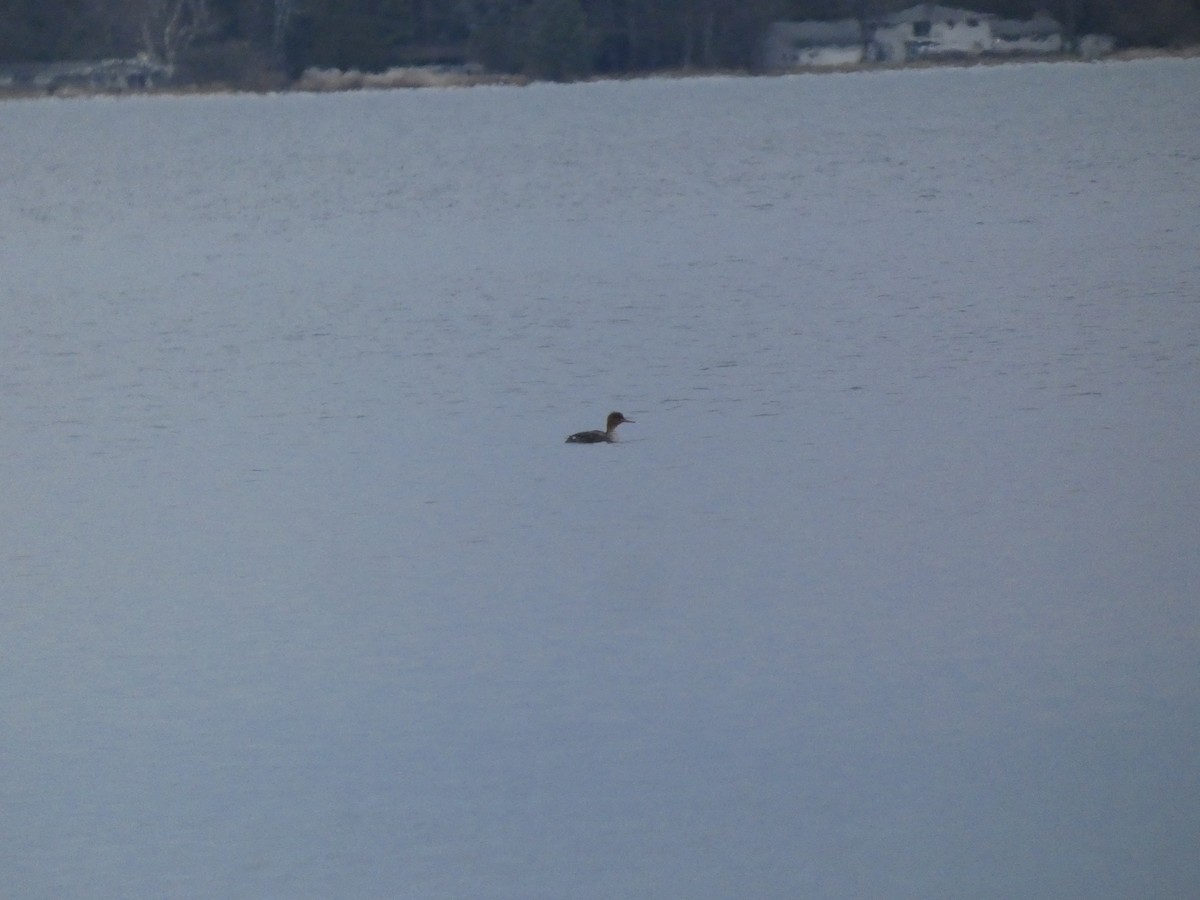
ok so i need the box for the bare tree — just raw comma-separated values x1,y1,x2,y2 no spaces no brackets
272,0,295,52
134,0,220,63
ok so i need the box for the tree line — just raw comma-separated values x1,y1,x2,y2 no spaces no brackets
3,0,1199,84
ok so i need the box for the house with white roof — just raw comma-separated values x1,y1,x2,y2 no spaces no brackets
760,6,1079,72
761,20,866,69
990,11,1065,55
870,4,994,62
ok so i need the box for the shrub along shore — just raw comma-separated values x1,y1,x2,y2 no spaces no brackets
2,44,1197,100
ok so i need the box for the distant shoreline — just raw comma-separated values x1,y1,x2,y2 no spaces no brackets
2,44,1197,101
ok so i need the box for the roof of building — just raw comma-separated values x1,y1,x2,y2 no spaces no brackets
876,4,995,26
992,14,1064,38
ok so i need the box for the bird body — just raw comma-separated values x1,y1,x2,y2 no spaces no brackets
566,411,634,444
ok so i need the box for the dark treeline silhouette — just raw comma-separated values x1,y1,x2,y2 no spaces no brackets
3,0,1199,84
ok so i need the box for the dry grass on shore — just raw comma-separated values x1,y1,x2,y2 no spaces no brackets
291,66,528,92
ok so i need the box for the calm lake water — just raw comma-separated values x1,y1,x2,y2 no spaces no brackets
2,59,1199,898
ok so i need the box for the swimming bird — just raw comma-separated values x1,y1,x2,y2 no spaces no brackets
566,411,634,444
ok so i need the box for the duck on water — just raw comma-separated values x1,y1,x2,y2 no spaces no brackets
566,411,634,444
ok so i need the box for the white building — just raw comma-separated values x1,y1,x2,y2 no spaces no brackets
761,20,866,69
871,4,994,62
761,7,1081,72
991,12,1065,55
